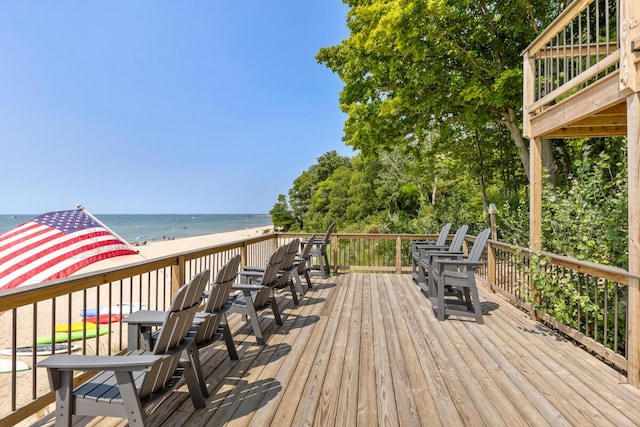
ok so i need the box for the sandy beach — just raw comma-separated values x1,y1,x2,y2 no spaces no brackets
0,225,273,425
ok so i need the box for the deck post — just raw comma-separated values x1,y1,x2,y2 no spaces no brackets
171,255,186,295
332,234,339,274
620,0,640,93
529,137,543,320
241,243,248,269
395,235,402,274
627,92,640,386
488,243,496,292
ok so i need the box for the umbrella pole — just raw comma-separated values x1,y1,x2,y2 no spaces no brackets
76,204,145,259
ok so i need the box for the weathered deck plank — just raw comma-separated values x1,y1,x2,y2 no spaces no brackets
48,272,640,427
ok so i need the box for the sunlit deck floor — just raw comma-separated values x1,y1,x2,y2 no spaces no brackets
48,272,640,426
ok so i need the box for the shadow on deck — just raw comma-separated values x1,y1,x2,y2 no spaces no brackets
40,273,640,426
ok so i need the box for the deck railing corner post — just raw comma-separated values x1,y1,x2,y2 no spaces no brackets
488,242,496,292
171,255,186,295
395,235,402,274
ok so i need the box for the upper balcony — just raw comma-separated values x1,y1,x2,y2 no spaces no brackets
522,0,640,139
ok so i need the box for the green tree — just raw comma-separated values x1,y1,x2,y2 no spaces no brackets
271,194,295,231
316,0,560,181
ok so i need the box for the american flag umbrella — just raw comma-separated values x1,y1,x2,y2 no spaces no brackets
0,207,139,292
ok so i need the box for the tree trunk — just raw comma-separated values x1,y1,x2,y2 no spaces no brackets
542,139,558,187
502,107,557,184
503,106,531,181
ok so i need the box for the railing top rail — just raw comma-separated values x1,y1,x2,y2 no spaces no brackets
487,239,640,284
0,233,275,312
523,0,595,56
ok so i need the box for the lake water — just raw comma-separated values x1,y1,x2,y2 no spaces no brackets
0,213,273,243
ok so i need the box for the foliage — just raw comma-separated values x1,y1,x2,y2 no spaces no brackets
271,194,294,231
500,140,628,268
516,251,626,354
317,0,561,178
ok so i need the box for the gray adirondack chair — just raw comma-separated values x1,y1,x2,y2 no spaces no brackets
123,260,241,361
38,273,209,427
191,255,241,356
228,245,287,344
411,223,452,282
241,239,302,305
276,238,304,303
309,222,335,278
429,227,491,324
417,224,469,294
295,233,316,291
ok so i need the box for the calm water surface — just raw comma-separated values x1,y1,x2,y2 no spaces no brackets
0,214,273,243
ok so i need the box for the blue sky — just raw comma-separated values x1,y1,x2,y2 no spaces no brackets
0,2,353,214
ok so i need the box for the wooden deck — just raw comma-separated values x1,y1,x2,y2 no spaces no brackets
40,272,640,426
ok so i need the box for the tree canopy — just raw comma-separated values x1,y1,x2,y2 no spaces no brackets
271,1,629,269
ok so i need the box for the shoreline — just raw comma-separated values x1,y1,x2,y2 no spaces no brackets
133,225,274,259
78,225,275,272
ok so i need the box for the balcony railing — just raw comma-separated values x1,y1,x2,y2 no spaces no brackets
524,0,620,113
1,231,637,425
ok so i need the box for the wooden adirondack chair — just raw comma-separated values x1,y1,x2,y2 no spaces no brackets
122,260,240,361
295,233,316,291
308,222,335,278
190,255,241,357
411,223,452,282
417,224,469,294
241,239,302,305
228,245,286,344
276,238,304,304
429,227,492,324
38,273,209,427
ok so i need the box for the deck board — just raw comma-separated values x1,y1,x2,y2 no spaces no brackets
51,272,640,427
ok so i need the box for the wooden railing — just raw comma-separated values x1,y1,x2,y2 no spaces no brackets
0,234,276,426
1,231,638,425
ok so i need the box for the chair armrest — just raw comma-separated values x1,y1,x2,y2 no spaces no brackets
239,270,263,276
38,354,163,372
122,310,165,327
414,243,449,250
428,251,465,258
435,260,485,269
242,266,265,272
232,283,265,292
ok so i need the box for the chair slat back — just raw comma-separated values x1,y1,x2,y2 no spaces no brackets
204,255,241,313
436,223,452,246
447,224,468,252
467,228,491,263
275,238,300,287
153,273,207,353
297,234,316,274
139,275,206,398
252,246,286,307
324,222,335,244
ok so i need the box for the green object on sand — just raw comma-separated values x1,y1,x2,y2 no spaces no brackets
36,328,110,345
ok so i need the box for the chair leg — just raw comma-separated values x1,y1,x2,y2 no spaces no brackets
180,350,207,409
292,270,305,298
437,277,446,321
115,371,148,426
318,251,327,278
271,292,283,325
54,370,74,427
323,252,331,277
468,279,484,324
222,321,238,360
242,294,265,345
184,341,209,399
288,277,300,306
304,268,313,290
